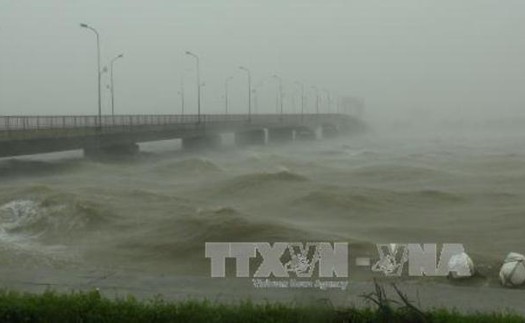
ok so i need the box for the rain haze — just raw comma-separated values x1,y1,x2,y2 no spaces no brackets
1,0,525,318
1,0,524,123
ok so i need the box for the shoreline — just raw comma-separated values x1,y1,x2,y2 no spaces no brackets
1,267,523,315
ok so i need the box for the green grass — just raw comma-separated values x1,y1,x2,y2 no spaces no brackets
0,287,522,323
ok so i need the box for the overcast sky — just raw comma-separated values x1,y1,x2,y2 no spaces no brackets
0,0,524,123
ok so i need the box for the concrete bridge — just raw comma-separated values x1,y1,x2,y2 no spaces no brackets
0,113,363,158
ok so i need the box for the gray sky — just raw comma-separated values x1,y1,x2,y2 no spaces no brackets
0,0,524,123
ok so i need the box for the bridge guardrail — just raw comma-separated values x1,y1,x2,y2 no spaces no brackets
0,114,336,131
0,113,346,142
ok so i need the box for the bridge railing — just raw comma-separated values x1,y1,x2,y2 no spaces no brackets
0,113,334,131
0,114,204,131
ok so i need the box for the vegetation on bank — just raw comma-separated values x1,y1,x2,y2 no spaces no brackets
0,284,522,323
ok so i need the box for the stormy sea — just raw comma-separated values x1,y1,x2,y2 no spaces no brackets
1,122,524,293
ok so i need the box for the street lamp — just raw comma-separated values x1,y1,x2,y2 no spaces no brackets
239,66,252,121
80,23,102,128
295,81,305,119
311,86,320,114
224,76,233,115
178,91,184,115
252,88,258,114
322,89,331,113
273,75,284,117
179,72,185,115
185,51,201,122
109,53,123,116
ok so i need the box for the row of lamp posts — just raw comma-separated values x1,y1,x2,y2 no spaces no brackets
80,23,123,128
80,23,333,126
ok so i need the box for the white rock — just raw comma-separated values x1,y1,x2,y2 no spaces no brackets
447,252,474,279
499,252,525,287
504,252,525,263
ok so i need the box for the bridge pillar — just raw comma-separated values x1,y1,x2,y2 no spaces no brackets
182,134,221,151
83,142,139,159
268,127,294,143
321,124,339,139
295,127,317,141
235,129,266,146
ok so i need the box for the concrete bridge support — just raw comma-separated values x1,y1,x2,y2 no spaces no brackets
268,127,294,143
321,124,339,139
234,129,266,146
83,142,139,159
182,134,221,151
295,127,317,141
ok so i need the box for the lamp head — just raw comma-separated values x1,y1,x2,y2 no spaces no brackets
80,23,88,28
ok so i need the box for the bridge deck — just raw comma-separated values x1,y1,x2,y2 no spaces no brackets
0,114,348,140
0,113,357,157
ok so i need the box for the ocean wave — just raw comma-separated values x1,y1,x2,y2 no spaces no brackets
0,195,112,243
295,187,465,211
349,164,451,182
0,159,80,179
153,158,222,175
173,206,315,244
219,170,308,193
115,206,329,262
0,198,95,267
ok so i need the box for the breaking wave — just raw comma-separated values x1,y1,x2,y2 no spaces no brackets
0,195,112,244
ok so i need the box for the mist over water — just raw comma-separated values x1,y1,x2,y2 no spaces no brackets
1,121,524,287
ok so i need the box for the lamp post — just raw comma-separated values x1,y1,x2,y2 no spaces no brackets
273,75,284,117
322,89,331,113
224,76,233,115
239,66,252,122
80,23,102,128
252,88,258,114
312,86,320,114
178,91,184,115
252,78,269,115
109,53,123,116
295,82,305,119
179,72,185,115
185,51,201,122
